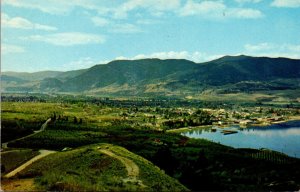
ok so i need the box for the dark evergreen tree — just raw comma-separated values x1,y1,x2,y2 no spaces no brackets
74,116,78,124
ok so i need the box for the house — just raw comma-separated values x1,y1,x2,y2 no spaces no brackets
239,120,253,126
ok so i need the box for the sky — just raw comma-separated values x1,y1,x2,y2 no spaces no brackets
1,0,300,72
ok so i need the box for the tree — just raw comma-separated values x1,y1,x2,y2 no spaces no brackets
153,146,176,175
1,165,5,173
74,116,78,124
51,112,57,121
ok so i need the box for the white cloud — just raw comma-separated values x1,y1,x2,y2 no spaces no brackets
114,46,300,63
62,57,96,70
3,0,180,18
91,16,142,34
115,51,223,63
180,0,226,17
91,16,110,27
285,44,300,52
244,43,300,59
3,0,264,21
1,44,25,54
2,0,73,15
22,32,105,46
227,8,263,19
179,0,263,19
2,0,110,15
136,19,160,25
245,43,275,51
235,0,262,4
271,0,300,8
62,57,113,70
110,23,142,33
1,13,57,31
113,0,181,19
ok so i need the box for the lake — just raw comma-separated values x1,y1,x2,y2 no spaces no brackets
182,120,300,158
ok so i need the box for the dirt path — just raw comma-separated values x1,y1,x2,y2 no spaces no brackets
40,118,51,131
98,148,146,187
1,149,26,155
1,118,51,149
99,149,139,178
4,150,56,178
1,178,36,191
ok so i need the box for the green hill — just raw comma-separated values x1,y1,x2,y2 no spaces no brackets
192,55,300,85
13,144,188,191
2,55,300,98
1,75,27,83
61,59,197,92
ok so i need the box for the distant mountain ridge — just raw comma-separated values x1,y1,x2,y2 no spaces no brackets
2,55,300,98
61,59,197,92
2,71,63,81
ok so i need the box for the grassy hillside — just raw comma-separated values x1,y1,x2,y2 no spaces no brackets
61,59,197,92
55,69,88,81
1,149,40,175
9,144,188,191
192,55,300,85
1,75,27,83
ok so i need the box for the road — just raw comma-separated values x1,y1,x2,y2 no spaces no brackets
1,118,51,149
2,118,55,179
4,150,56,178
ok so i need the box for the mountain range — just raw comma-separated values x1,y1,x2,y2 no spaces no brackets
2,55,300,100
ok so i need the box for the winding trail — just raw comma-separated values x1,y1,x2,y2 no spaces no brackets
2,118,55,178
98,147,146,187
1,149,26,155
99,149,139,178
4,150,56,178
1,118,51,149
40,118,51,131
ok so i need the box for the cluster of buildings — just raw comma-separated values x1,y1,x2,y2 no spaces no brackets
208,107,289,127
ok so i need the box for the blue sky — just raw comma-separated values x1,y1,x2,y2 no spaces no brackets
1,0,300,72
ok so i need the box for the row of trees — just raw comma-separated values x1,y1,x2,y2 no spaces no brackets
51,113,83,124
250,151,295,164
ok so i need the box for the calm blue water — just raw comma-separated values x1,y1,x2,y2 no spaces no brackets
182,120,300,158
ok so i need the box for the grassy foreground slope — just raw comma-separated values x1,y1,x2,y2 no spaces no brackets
1,149,40,175
10,144,188,191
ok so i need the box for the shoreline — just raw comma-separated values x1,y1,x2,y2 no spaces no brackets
167,125,213,133
166,116,300,133
272,116,300,124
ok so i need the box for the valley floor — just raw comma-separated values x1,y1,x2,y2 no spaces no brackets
1,99,299,191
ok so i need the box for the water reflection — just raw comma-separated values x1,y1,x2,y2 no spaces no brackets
242,128,300,137
182,121,300,158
